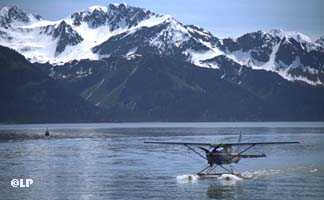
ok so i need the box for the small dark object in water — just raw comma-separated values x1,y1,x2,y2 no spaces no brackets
45,129,50,137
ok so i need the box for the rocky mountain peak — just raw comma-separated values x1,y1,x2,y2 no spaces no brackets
53,20,83,55
71,3,155,29
269,29,313,44
0,5,42,28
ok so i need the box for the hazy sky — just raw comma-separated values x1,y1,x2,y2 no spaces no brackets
0,0,323,39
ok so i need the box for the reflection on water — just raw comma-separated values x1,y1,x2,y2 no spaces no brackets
207,184,241,199
0,122,324,200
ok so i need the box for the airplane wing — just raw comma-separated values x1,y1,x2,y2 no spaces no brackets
219,141,299,146
144,141,213,146
144,141,299,147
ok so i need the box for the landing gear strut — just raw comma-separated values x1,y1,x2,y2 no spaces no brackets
197,164,234,176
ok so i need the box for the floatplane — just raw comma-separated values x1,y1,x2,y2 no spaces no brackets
145,135,299,178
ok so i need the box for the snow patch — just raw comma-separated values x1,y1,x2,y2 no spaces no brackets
185,49,220,69
225,42,323,85
125,47,139,60
187,26,211,38
226,50,254,67
88,5,108,12
269,29,313,43
137,15,170,28
86,78,105,100
149,17,189,50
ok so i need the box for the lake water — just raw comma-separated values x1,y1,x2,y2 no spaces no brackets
0,122,323,200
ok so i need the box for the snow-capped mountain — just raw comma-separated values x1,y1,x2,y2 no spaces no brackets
0,4,222,65
0,4,177,64
0,4,323,85
40,20,84,56
220,29,324,85
92,17,223,66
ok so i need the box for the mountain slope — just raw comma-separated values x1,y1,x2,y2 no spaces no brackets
0,46,106,123
45,54,324,121
45,56,265,121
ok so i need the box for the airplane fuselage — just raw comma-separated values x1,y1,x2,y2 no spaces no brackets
206,151,240,166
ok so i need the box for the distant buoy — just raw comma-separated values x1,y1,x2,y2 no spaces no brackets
45,129,50,137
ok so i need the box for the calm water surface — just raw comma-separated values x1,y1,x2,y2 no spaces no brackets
0,122,323,200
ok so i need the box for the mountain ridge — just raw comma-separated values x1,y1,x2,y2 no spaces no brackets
0,4,323,85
